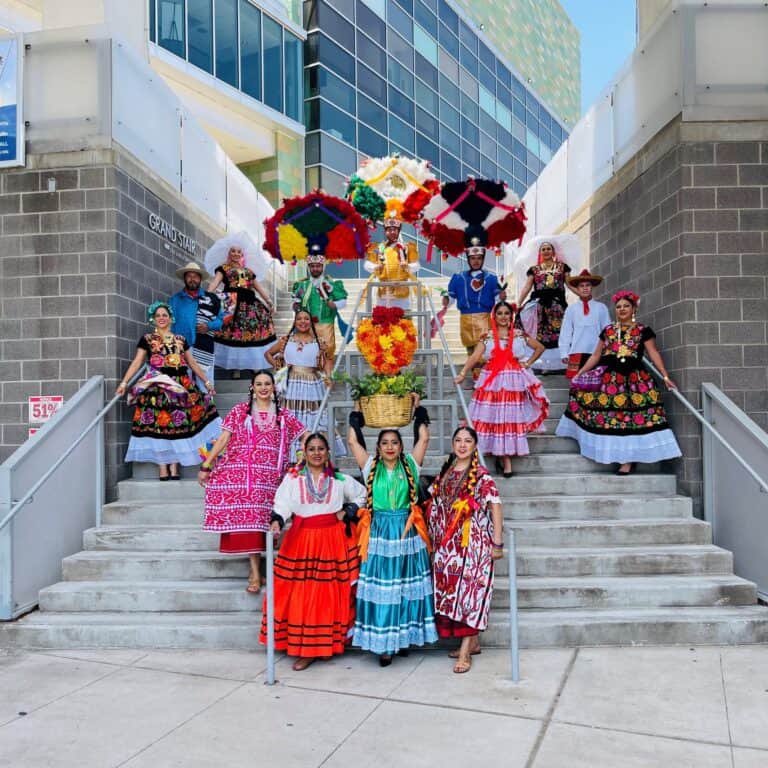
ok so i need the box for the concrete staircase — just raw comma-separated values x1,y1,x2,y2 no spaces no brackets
4,368,768,649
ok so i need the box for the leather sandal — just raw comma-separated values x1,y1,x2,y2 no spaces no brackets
453,654,472,674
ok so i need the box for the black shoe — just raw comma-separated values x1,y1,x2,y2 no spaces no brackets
379,655,393,667
502,471,513,478
615,463,636,476
396,649,409,657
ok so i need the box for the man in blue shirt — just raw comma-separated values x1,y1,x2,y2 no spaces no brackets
169,261,224,387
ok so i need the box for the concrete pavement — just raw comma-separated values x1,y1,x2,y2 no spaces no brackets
0,645,767,767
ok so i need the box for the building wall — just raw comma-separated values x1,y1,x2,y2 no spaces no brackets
451,0,580,127
0,148,218,494
577,118,768,513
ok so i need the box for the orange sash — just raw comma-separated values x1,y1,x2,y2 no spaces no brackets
402,503,432,554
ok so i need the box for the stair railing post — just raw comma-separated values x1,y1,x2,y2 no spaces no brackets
509,528,520,683
265,528,276,685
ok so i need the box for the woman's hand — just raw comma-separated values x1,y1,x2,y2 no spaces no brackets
115,382,128,397
335,509,345,521
663,377,677,391
205,381,216,395
491,543,505,560
454,372,465,384
411,391,421,407
197,469,210,487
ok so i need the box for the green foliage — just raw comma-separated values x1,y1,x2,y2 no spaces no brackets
333,370,426,400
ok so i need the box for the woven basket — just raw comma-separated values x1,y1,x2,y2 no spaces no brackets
359,394,413,428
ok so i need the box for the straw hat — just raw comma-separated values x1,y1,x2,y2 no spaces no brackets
175,261,210,281
567,268,603,287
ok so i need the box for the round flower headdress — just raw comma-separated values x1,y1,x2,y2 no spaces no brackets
147,300,174,323
611,290,640,306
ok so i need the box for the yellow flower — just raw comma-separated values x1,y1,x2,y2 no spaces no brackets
379,334,393,350
582,393,594,405
391,325,407,342
631,393,645,405
613,394,627,408
648,390,659,403
598,393,609,406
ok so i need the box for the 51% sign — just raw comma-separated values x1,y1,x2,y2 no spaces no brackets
28,396,64,436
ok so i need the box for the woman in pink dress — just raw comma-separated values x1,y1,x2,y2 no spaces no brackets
428,426,504,674
198,369,307,593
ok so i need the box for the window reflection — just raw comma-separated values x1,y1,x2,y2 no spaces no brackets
188,0,213,73
240,0,261,101
263,15,283,111
215,0,238,86
159,0,185,58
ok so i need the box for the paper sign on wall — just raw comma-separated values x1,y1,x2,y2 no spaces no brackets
28,396,64,423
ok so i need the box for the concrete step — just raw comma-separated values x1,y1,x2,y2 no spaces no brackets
5,605,768,650
39,573,755,613
62,550,248,581
497,545,732,577
77,517,708,558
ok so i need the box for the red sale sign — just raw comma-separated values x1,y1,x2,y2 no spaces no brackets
28,395,64,423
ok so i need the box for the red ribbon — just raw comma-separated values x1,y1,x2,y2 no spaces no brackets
582,298,590,316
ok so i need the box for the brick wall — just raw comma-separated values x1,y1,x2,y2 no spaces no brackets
580,120,768,513
0,150,217,495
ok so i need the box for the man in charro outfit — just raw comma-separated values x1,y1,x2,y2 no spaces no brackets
291,244,348,360
442,236,506,358
363,210,420,311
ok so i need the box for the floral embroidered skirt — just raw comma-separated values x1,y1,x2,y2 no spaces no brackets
469,367,549,457
557,365,682,464
214,294,275,370
125,368,221,466
353,508,437,655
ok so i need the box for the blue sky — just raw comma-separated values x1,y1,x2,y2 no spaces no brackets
559,0,638,116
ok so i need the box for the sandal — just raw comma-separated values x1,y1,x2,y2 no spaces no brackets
448,646,481,659
291,657,316,671
245,576,261,594
453,654,472,674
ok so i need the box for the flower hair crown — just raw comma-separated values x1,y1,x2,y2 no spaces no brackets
611,290,640,306
147,300,174,323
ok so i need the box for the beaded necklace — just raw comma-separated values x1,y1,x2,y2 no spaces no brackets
304,468,331,504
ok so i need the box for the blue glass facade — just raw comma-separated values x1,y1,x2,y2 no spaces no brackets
303,0,570,276
148,0,304,123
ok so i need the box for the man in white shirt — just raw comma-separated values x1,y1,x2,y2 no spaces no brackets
559,269,611,379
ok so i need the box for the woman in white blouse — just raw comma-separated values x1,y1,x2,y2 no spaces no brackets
259,432,366,671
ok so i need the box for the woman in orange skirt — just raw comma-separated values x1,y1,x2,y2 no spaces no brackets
260,433,366,670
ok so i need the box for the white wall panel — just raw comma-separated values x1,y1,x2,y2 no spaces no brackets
181,110,226,228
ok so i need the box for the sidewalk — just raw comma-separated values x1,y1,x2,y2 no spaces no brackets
1,645,767,767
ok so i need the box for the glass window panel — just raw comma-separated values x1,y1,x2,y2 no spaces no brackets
438,23,459,59
358,62,387,101
440,150,460,180
416,133,439,166
526,166,537,186
413,24,437,65
357,31,386,75
459,20,476,50
527,151,539,173
214,0,237,86
320,166,347,196
512,97,525,123
240,1,261,100
480,130,495,160
496,59,511,87
395,0,413,13
415,106,438,140
284,32,303,120
497,84,511,109
414,53,438,89
306,166,321,190
440,124,460,155
479,110,495,136
512,118,525,142
478,84,495,117
159,0,185,58
497,125,512,147
481,155,497,178
460,117,478,145
539,107,551,130
389,87,414,122
357,1,386,45
440,98,459,130
387,56,413,97
478,40,494,70
319,99,357,144
459,91,478,122
149,0,156,42
528,114,540,137
308,66,355,114
357,91,384,127
318,33,356,83
361,0,386,18
525,129,539,155
263,15,283,111
438,0,458,32
511,76,525,102
387,0,413,41
497,146,512,172
387,28,413,68
305,98,320,130
526,91,540,112
512,158,525,179
439,74,459,106
188,0,212,73
540,144,552,164
512,176,525,196
415,79,438,114
462,162,478,178
320,132,357,172
512,139,525,161
306,132,321,164
422,0,436,11
358,122,389,157
459,45,477,77
389,113,415,152
496,101,511,131
478,64,495,93
318,0,355,49
414,1,437,37
458,67,478,98
438,47,458,80
328,0,355,18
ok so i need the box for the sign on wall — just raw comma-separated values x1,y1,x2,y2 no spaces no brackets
0,34,24,169
148,212,198,255
28,396,64,424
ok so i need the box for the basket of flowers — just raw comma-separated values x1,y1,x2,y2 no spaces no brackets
335,371,426,428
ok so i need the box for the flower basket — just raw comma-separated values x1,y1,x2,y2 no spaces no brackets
359,393,414,428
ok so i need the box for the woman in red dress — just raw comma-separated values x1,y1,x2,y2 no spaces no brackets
199,370,307,593
428,426,504,674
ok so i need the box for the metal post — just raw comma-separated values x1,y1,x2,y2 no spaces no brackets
95,407,104,528
265,528,276,685
508,529,520,683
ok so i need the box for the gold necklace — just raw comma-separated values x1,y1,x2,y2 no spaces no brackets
616,323,636,362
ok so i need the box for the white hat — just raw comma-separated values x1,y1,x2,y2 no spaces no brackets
175,261,210,281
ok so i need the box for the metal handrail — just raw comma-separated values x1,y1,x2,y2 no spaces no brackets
643,359,768,494
0,366,145,533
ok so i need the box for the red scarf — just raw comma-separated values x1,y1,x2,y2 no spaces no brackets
479,312,521,392
582,298,590,315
